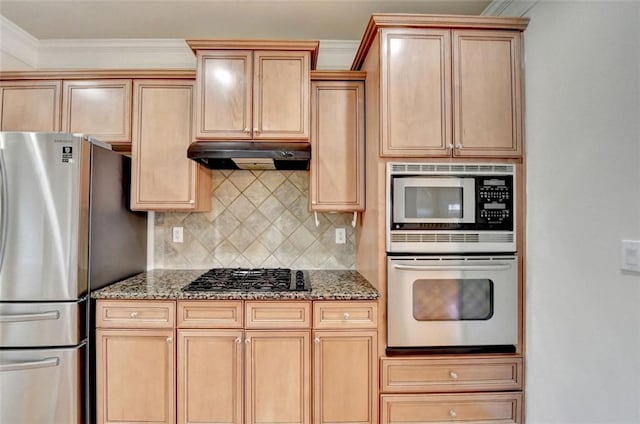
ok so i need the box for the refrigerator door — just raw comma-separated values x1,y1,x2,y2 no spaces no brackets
0,344,84,424
0,300,85,347
0,132,89,301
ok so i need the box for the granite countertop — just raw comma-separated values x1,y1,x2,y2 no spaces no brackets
91,269,379,301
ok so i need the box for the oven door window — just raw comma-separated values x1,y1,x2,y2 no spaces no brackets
412,279,494,321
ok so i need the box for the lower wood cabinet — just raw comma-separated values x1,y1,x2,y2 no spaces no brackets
177,330,243,424
381,393,523,424
97,299,377,424
96,328,176,424
313,330,377,424
96,300,177,424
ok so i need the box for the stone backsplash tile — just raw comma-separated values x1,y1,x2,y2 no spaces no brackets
154,170,356,269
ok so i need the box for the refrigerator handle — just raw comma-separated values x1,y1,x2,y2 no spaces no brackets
0,148,7,272
0,357,59,372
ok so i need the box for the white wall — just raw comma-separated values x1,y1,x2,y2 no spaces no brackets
523,1,640,422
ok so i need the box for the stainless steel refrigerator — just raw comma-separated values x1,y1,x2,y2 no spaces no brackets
0,132,147,423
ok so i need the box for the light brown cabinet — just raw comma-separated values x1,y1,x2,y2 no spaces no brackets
96,300,176,424
0,80,61,131
61,79,132,151
366,25,523,158
177,300,312,424
130,79,210,211
313,330,377,424
189,41,318,141
310,73,365,212
313,301,378,424
380,393,522,424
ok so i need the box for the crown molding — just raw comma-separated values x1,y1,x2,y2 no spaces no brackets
482,0,540,17
0,16,39,69
37,39,196,69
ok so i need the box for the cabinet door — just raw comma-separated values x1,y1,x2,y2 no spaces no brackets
380,28,451,157
310,80,365,211
96,329,175,424
177,330,243,424
245,330,311,424
313,331,377,424
254,51,310,140
131,79,210,211
195,50,253,139
0,80,61,131
61,79,132,149
452,30,523,157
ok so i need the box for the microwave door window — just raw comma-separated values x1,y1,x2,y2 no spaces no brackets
412,279,494,321
405,187,463,219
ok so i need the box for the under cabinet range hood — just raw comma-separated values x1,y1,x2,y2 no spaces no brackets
187,141,311,170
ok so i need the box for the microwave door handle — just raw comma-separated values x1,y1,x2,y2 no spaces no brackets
392,264,512,272
0,148,7,273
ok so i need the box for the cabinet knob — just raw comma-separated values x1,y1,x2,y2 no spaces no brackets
449,409,457,418
166,337,172,343
235,337,242,344
130,312,138,318
244,127,250,133
253,128,259,135
245,338,251,344
447,144,454,150
343,312,350,320
449,371,458,379
314,337,320,344
456,143,463,150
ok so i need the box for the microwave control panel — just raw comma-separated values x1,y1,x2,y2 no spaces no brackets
476,176,514,227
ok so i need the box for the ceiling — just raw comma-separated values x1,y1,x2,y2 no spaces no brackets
0,0,492,41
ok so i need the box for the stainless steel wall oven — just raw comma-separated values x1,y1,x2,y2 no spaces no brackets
386,163,519,354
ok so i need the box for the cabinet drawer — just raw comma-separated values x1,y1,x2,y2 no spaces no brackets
96,300,175,328
313,301,377,329
381,356,523,393
245,301,311,329
177,301,243,328
381,393,522,424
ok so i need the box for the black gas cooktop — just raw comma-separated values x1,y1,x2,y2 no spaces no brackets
182,268,310,292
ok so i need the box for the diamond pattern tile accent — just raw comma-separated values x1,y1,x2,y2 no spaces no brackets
153,170,356,269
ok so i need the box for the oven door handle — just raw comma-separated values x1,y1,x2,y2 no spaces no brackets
391,263,512,272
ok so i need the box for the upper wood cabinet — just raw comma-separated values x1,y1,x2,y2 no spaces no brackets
452,30,523,157
310,73,365,212
352,15,527,159
130,79,210,211
0,80,61,131
188,40,319,141
62,79,132,150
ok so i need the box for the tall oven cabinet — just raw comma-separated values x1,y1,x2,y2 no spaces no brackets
351,14,529,424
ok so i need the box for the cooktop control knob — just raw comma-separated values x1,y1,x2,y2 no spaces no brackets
295,271,305,289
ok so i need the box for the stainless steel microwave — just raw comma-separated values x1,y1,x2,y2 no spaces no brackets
387,163,516,253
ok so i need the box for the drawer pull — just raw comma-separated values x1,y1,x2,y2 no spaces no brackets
449,409,457,418
343,312,350,320
449,371,458,379
130,312,138,318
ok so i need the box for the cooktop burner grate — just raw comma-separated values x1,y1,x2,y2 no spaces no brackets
182,268,310,292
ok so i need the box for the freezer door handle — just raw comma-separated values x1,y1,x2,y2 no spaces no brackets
0,310,61,323
0,357,59,372
0,148,7,272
